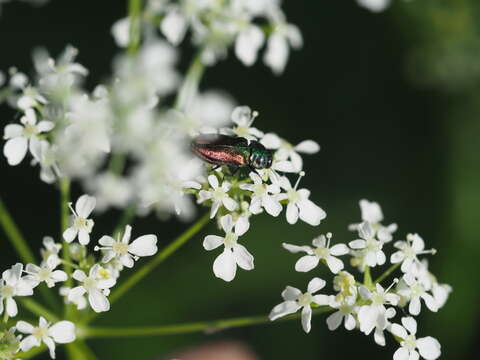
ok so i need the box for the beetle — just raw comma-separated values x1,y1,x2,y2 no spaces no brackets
191,134,273,171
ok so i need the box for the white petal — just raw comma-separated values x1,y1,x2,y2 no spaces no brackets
281,286,302,301
326,256,344,274
233,244,254,270
312,294,331,306
401,316,417,335
160,9,187,45
222,197,238,212
122,225,132,244
120,254,135,268
51,270,68,282
72,270,86,282
349,239,366,249
286,203,299,224
128,235,158,256
330,244,349,256
391,251,405,264
98,236,115,247
235,25,264,66
282,243,311,254
326,311,343,331
393,347,410,360
421,293,438,312
295,140,320,154
19,335,40,353
49,321,76,343
4,124,23,139
359,222,374,240
88,288,110,312
234,216,249,237
44,336,56,359
62,227,77,243
3,137,28,165
260,133,282,149
203,235,224,251
220,214,234,233
295,255,319,272
16,320,34,334
308,277,326,293
75,195,96,217
262,196,282,217
78,229,90,245
376,250,386,265
416,337,441,360
409,297,421,315
301,305,312,333
390,324,408,340
207,174,219,189
264,33,289,75
36,121,55,133
269,300,300,321
298,200,326,226
345,314,356,330
213,249,237,282
68,286,86,302
6,297,17,317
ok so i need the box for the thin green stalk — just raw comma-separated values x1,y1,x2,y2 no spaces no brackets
127,0,143,55
174,50,205,111
374,263,400,284
83,306,333,338
66,340,97,360
83,212,210,325
60,178,72,287
19,298,59,322
364,266,372,287
0,198,36,264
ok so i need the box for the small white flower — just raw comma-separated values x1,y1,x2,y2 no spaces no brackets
391,234,436,274
240,172,281,216
357,281,399,335
160,7,188,45
261,133,319,173
349,199,397,242
16,317,76,359
29,139,61,184
264,23,302,75
349,222,386,267
95,225,158,268
3,108,54,166
23,257,67,288
269,278,331,333
326,298,357,332
59,286,87,310
0,264,34,318
277,172,326,226
62,195,96,245
333,271,357,303
397,274,438,315
357,0,392,13
283,233,349,274
224,106,264,141
40,236,62,267
203,214,253,282
17,85,47,110
390,317,441,360
235,25,265,66
198,175,238,218
68,264,115,313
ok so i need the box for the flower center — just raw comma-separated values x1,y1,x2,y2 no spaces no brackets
314,247,330,259
287,188,299,203
411,283,425,297
213,188,227,200
371,292,385,306
339,304,353,315
83,277,97,291
23,124,38,138
73,216,88,229
224,232,238,249
37,268,52,281
403,245,416,259
297,293,313,307
366,238,381,252
97,267,112,280
32,326,48,341
0,285,14,298
234,126,250,137
403,335,417,351
253,183,267,197
112,242,129,256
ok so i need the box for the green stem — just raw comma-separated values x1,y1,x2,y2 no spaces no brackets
60,178,73,287
107,152,127,175
83,306,332,338
127,0,143,55
174,50,205,111
374,263,400,284
82,212,211,325
0,197,36,264
66,340,97,360
112,204,137,238
364,266,373,287
19,298,59,322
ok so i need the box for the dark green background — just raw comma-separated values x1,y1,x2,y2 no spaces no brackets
1,0,479,359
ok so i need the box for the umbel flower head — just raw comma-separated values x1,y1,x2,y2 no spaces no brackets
63,194,96,245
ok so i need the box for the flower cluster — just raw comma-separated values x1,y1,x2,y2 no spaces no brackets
269,199,451,360
0,194,158,358
113,0,302,74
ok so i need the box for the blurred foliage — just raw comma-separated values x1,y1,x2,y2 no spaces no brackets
0,0,479,359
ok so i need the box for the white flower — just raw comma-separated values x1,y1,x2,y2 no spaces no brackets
59,286,87,310
349,199,397,242
357,281,399,335
277,173,326,226
397,274,438,315
16,317,76,359
23,257,67,288
349,222,386,267
87,172,132,212
333,271,357,303
224,106,264,141
269,278,331,333
264,23,302,75
3,108,54,166
17,86,47,110
391,234,436,274
29,139,60,184
40,236,62,267
68,264,115,313
62,195,96,245
390,317,441,360
95,225,158,268
240,172,281,216
203,214,253,282
0,264,34,318
357,0,392,13
235,25,265,66
160,7,188,45
326,298,357,332
283,233,349,274
261,133,319,173
198,175,238,218
371,307,396,346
